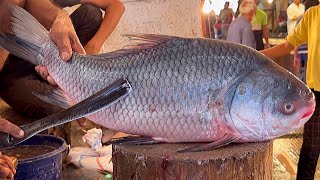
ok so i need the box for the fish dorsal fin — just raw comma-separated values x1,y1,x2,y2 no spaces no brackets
87,34,179,60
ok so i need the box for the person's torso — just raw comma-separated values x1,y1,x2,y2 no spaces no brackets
220,8,233,21
227,17,253,45
287,3,305,22
304,7,320,90
251,9,267,30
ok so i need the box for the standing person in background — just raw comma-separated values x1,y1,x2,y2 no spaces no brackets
287,0,305,34
293,0,319,83
227,0,256,49
215,1,234,39
251,0,269,50
218,1,234,24
261,5,320,179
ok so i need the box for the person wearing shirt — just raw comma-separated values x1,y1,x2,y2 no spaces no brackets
251,0,269,50
260,6,320,179
287,0,305,34
227,0,256,49
218,1,234,24
215,1,234,39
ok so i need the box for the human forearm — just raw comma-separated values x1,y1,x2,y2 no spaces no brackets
262,26,269,45
24,0,84,61
0,0,25,34
95,2,124,45
24,0,68,30
293,48,300,67
84,0,125,51
260,41,294,59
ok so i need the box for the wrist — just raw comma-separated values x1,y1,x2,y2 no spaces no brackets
55,10,70,23
86,39,104,50
51,10,73,31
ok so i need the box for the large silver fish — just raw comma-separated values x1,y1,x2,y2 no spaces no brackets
0,6,315,151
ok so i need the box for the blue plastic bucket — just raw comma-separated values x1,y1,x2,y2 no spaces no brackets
5,134,67,180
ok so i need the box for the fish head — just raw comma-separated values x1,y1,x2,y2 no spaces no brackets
229,64,315,142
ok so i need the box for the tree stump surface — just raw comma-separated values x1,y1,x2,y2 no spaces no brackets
112,141,273,180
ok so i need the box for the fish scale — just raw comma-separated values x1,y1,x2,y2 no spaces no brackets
0,6,315,147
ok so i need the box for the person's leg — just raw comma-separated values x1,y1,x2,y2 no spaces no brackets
296,90,320,180
0,56,63,119
70,4,103,45
1,5,103,110
253,30,264,51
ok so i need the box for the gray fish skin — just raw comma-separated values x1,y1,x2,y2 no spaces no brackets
0,6,315,144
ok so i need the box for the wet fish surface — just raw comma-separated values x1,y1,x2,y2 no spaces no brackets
0,6,315,150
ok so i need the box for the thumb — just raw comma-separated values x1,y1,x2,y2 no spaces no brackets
70,33,86,55
50,31,72,61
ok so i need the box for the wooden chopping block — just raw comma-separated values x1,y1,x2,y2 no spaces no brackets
112,141,273,180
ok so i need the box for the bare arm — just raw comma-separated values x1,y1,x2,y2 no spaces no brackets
262,25,270,48
25,0,85,60
80,0,125,54
24,0,61,30
260,41,294,59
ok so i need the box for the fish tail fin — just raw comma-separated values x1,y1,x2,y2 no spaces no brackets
0,5,50,65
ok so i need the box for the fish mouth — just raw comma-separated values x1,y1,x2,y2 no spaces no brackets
295,101,316,127
302,109,314,119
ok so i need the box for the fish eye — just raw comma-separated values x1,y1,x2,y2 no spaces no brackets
286,104,292,110
281,102,295,115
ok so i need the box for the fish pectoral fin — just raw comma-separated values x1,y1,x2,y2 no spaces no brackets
8,78,132,147
177,134,240,153
32,88,71,109
104,135,161,146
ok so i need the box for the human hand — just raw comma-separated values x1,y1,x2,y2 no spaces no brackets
265,43,271,49
50,11,86,61
35,11,87,86
0,152,16,179
294,56,301,68
35,65,57,86
0,117,24,138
